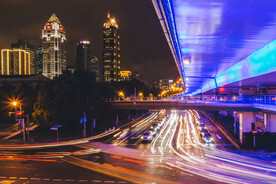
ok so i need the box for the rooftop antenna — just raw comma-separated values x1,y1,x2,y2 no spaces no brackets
107,10,110,18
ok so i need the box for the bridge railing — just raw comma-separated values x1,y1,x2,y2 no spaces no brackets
107,95,276,105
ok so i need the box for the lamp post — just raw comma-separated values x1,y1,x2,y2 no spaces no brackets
11,100,29,144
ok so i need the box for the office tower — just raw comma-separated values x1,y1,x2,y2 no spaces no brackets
36,45,43,74
90,57,100,82
103,12,120,82
1,49,31,75
11,39,36,74
76,41,91,70
42,13,66,79
159,79,174,90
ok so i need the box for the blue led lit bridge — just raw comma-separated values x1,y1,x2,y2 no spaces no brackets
151,0,276,95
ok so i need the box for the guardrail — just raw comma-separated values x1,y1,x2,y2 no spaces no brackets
107,95,276,105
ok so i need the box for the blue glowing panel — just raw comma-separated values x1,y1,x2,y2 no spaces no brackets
214,40,276,89
153,0,276,94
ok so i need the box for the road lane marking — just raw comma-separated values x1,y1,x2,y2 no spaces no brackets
9,177,17,179
43,178,50,181
19,177,28,180
104,181,115,183
79,180,87,182
65,179,75,182
92,180,102,183
53,178,62,181
31,178,41,180
0,177,6,179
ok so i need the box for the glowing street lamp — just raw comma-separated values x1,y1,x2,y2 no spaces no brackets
118,91,124,97
183,58,191,64
10,99,22,111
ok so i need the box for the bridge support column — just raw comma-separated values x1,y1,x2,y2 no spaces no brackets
265,114,276,133
239,112,255,144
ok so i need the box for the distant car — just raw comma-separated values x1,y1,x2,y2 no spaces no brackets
202,133,213,143
149,127,157,135
141,131,153,141
151,123,161,130
200,129,209,136
198,123,207,130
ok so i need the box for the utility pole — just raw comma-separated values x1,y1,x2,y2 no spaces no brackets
134,87,136,101
92,118,96,136
116,114,119,128
26,114,29,143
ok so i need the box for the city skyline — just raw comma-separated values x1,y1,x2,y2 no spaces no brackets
0,0,178,82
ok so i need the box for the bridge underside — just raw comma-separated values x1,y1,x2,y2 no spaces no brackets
152,0,276,95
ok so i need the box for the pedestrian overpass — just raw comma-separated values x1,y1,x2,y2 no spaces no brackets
109,95,276,113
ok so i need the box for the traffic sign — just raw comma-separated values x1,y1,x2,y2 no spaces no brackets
252,129,257,135
16,111,24,121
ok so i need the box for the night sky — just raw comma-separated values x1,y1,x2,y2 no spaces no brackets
0,0,179,82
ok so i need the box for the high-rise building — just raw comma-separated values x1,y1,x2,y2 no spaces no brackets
11,39,36,74
1,49,31,75
36,45,43,74
42,13,66,79
103,12,120,82
90,57,100,82
159,79,174,90
76,41,91,71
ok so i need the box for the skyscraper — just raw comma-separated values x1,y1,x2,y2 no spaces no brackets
11,39,36,74
103,12,120,82
90,57,100,82
1,48,31,75
42,13,66,79
76,40,91,71
36,45,43,74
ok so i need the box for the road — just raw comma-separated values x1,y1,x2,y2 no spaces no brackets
0,110,275,183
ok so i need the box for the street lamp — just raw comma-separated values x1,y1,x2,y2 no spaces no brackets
11,100,22,111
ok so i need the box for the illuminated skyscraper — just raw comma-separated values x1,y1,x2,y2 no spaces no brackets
103,12,120,82
1,49,31,75
36,45,43,74
76,41,91,71
11,39,36,74
90,57,100,82
42,13,66,79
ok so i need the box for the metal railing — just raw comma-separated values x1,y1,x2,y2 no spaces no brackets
107,95,276,105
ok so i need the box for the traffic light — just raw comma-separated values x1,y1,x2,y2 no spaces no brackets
251,122,255,130
16,111,24,120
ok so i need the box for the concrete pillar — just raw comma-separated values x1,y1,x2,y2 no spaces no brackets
268,114,276,133
264,113,269,132
239,112,255,144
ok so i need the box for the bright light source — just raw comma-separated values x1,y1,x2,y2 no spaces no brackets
183,58,191,64
12,101,17,106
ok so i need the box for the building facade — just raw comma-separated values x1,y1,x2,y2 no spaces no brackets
103,12,120,82
1,49,31,75
42,13,66,79
36,45,43,74
90,57,100,82
76,40,91,71
11,39,36,74
120,70,131,81
159,79,174,90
